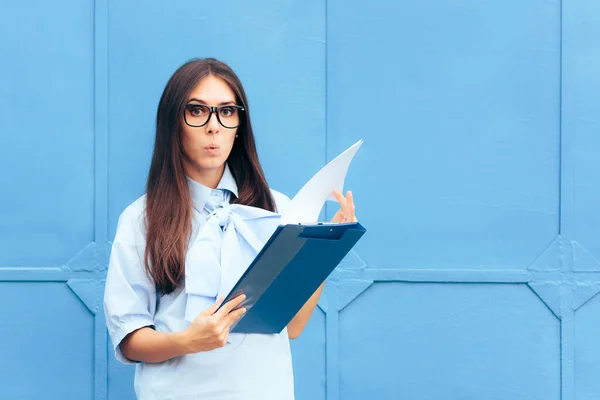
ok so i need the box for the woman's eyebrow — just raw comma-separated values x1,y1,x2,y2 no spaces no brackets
188,98,236,106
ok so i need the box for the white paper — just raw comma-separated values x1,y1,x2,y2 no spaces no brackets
280,139,363,225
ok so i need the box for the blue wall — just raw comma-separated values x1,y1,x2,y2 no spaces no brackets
1,1,600,399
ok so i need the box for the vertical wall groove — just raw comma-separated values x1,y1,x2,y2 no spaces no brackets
558,1,572,398
324,0,330,222
94,0,109,246
561,287,575,400
95,314,108,400
558,0,564,237
325,282,340,400
324,2,336,398
94,0,109,398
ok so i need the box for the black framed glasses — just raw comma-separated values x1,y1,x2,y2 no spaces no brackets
184,104,245,129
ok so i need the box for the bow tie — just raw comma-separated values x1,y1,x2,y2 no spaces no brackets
184,195,281,325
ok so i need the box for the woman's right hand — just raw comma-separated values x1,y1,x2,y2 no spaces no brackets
179,294,247,353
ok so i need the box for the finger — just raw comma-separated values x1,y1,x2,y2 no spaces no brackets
346,190,354,210
332,190,348,222
330,209,344,223
345,190,355,220
223,307,247,329
213,294,246,320
332,190,346,207
200,296,225,317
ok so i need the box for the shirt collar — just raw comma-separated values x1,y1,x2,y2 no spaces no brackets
188,163,239,212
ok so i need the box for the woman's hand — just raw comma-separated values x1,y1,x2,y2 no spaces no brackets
179,294,247,354
330,190,357,223
286,190,357,339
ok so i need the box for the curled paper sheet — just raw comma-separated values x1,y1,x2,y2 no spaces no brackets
280,139,363,225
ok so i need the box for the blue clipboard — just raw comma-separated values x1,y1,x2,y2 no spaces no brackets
219,221,367,334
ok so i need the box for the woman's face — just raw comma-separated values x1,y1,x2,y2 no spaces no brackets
180,75,240,184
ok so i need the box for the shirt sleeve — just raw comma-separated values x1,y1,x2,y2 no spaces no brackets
103,203,157,365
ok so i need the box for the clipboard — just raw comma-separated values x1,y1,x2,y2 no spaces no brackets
219,221,367,334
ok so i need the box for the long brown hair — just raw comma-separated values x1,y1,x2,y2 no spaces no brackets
145,58,276,295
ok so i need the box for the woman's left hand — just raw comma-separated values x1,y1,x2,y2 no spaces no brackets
330,190,357,223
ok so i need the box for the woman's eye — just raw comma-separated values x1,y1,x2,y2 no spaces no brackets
189,106,206,116
220,107,235,117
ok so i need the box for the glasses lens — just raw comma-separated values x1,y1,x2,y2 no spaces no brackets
185,105,210,127
218,106,241,128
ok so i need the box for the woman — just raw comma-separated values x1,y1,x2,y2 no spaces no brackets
104,57,357,400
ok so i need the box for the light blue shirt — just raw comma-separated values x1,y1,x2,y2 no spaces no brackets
104,164,295,400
